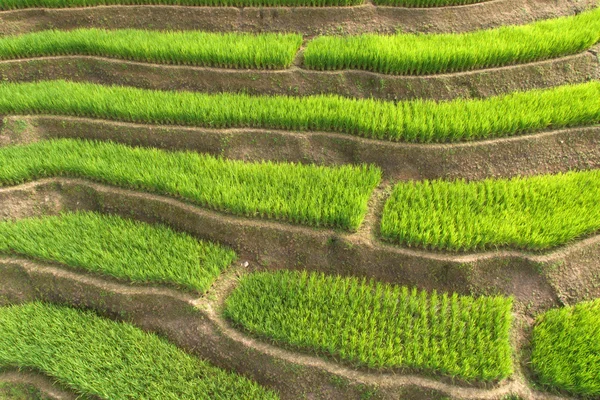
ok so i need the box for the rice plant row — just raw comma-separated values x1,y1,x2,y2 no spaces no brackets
531,299,600,397
0,211,236,292
225,271,514,382
0,0,362,8
0,29,302,69
304,7,600,75
381,170,600,251
1,80,599,143
0,8,598,74
0,139,381,231
0,302,279,399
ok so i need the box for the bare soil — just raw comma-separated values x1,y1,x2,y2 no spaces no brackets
0,50,597,100
2,116,599,182
0,0,594,37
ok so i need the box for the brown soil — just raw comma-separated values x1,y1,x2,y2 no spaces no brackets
0,0,594,37
2,115,599,182
0,371,79,400
1,178,598,314
0,50,598,100
0,256,575,400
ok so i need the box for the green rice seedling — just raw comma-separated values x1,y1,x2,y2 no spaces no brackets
380,170,600,251
0,211,236,292
0,80,599,142
0,302,279,399
303,8,600,74
531,299,600,397
0,139,381,231
225,271,514,382
0,29,302,69
0,0,362,8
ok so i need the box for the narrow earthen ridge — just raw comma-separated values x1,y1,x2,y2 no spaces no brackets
0,257,576,400
2,115,599,182
0,0,595,37
1,178,599,312
0,371,80,400
0,50,597,100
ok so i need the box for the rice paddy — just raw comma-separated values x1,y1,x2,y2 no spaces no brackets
380,170,600,251
0,211,236,292
225,271,514,382
0,80,598,143
303,8,600,75
0,302,279,399
531,299,600,397
0,139,381,231
0,29,302,69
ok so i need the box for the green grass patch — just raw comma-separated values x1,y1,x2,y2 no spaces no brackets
0,0,361,8
0,302,279,399
0,382,50,400
1,80,599,142
303,8,600,74
380,170,600,251
0,211,236,292
225,271,514,382
0,139,381,231
531,299,600,397
0,29,302,69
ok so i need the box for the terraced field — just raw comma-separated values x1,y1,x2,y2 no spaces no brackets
0,0,599,399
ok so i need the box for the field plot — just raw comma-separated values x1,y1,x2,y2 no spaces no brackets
225,271,514,382
0,139,381,230
531,299,600,397
0,302,278,399
0,80,598,142
304,8,600,75
0,211,236,292
381,170,600,251
0,0,364,8
0,30,302,69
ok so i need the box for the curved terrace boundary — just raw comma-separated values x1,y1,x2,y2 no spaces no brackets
0,49,596,100
0,178,598,311
2,116,599,181
0,0,594,36
0,257,571,400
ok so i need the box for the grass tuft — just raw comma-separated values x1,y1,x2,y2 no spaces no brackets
531,299,600,397
0,29,302,69
0,139,381,231
0,302,279,399
380,170,600,251
225,271,514,382
304,8,600,74
0,80,599,142
0,211,236,292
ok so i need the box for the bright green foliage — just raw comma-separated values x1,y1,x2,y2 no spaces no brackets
0,211,236,292
0,139,381,231
0,0,361,8
225,271,514,382
380,170,600,251
373,0,485,5
0,29,302,69
304,8,600,74
531,299,600,397
0,303,279,399
1,80,599,142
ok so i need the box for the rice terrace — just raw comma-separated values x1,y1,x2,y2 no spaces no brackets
0,0,599,398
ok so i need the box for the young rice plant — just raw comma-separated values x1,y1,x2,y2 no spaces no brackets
0,80,598,142
380,170,600,251
303,8,600,74
0,302,279,399
225,271,514,382
531,299,600,397
0,211,236,292
0,139,381,231
0,29,303,69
